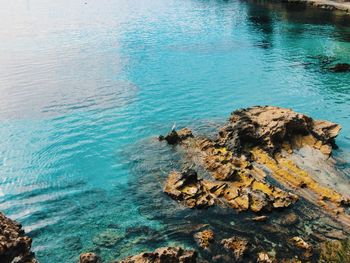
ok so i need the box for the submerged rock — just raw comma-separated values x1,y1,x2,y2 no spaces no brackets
0,212,37,263
194,230,215,250
329,63,350,73
92,230,123,248
220,236,249,261
117,247,197,263
319,238,350,262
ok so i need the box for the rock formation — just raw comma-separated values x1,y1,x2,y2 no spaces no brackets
0,212,37,263
79,252,101,263
161,106,350,224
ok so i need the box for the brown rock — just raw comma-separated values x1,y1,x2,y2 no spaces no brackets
118,247,197,263
221,236,249,261
257,252,272,263
160,128,193,145
163,169,215,208
279,212,299,226
218,106,340,155
194,230,215,249
251,215,268,222
289,237,313,258
79,252,101,263
0,212,37,263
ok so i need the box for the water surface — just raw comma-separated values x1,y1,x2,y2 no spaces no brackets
0,0,350,262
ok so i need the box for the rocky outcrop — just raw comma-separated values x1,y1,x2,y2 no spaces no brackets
217,106,340,155
159,128,193,145
161,106,350,224
163,169,216,208
163,168,298,212
0,212,37,263
117,247,197,263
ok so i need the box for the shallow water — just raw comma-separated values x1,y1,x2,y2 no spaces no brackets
0,0,350,262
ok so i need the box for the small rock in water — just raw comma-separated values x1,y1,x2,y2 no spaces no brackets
221,236,249,261
279,212,299,226
194,229,215,249
329,63,350,73
159,128,193,145
257,252,273,263
251,215,268,222
79,252,101,263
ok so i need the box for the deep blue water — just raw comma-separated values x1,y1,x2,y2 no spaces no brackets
1,0,350,262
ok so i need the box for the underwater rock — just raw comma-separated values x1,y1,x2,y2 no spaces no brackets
217,106,340,155
79,252,101,263
279,212,299,226
117,247,197,263
159,128,193,145
220,236,249,261
0,212,37,263
257,252,273,263
92,230,123,248
289,236,313,258
329,63,350,73
194,230,215,249
319,238,350,262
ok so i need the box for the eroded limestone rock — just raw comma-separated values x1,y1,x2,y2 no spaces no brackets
163,169,216,208
0,212,37,263
220,236,249,261
117,247,197,263
217,106,340,155
161,106,350,225
193,230,215,249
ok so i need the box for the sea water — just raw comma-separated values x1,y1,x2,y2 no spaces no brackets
0,0,350,262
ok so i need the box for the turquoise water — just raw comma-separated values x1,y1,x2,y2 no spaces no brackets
1,0,350,262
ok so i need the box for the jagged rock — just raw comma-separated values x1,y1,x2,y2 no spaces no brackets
160,128,193,145
329,63,350,73
117,247,197,263
164,168,297,212
220,237,249,261
217,106,340,155
194,230,215,249
0,212,37,263
79,252,101,263
289,237,313,258
163,169,216,208
257,252,272,263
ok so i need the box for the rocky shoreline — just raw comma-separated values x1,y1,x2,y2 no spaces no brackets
0,212,37,263
2,106,350,262
285,0,350,14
